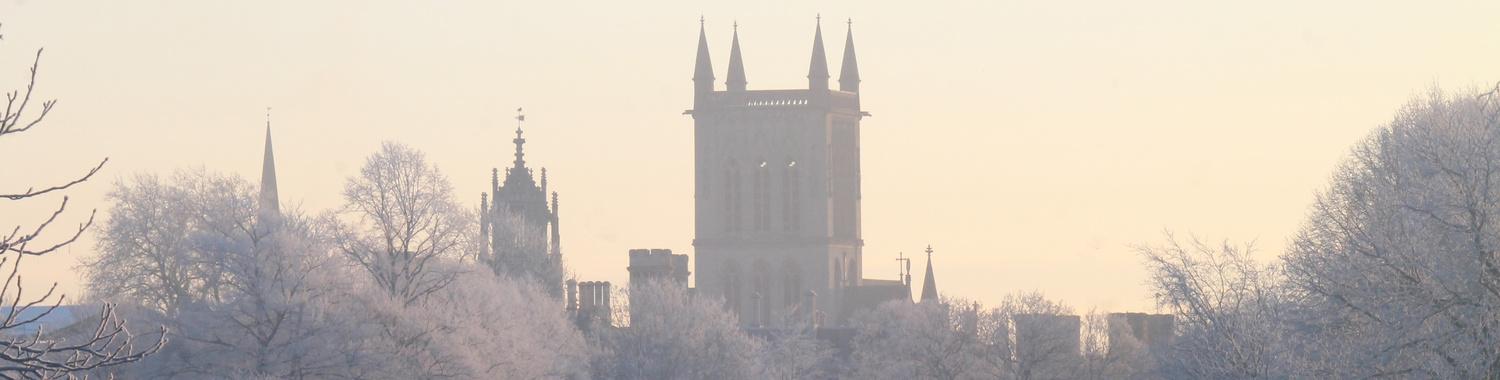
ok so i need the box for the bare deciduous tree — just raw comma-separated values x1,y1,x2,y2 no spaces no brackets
332,142,473,306
0,22,164,378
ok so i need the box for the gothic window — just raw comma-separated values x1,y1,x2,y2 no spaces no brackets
754,160,769,231
724,160,740,233
724,260,742,315
783,160,800,232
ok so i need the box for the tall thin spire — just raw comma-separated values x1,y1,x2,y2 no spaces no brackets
920,245,939,303
693,17,715,106
839,18,860,93
807,14,829,91
726,21,747,92
259,107,279,221
512,107,527,170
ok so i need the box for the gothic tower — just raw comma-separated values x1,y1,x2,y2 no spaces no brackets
480,112,564,296
689,17,866,325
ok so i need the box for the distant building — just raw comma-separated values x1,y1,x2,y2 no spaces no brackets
686,17,915,327
628,249,691,288
1014,313,1082,377
1107,312,1174,354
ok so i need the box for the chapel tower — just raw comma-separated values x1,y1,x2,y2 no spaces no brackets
689,17,867,325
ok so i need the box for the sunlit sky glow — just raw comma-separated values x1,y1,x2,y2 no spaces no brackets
3,0,1499,312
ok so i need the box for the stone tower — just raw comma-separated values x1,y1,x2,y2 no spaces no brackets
479,112,564,295
688,17,867,325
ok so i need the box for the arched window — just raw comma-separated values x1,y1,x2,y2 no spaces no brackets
754,160,769,231
724,260,742,315
783,160,800,232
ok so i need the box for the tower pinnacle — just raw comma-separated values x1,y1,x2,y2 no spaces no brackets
807,15,830,91
727,21,747,92
693,18,715,106
839,19,861,93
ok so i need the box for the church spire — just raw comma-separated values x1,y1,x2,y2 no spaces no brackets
726,21,747,92
807,14,830,91
258,108,279,222
839,18,860,93
693,17,715,106
920,245,939,303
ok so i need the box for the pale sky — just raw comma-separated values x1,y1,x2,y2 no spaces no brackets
3,0,1498,313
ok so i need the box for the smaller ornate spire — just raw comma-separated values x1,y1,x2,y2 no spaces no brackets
512,107,527,170
920,245,939,303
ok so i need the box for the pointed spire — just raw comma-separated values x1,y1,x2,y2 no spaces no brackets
726,21,747,92
693,17,715,105
807,14,830,91
920,245,939,303
839,18,860,93
258,107,280,221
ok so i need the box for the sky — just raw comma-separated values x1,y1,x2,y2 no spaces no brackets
2,0,1499,313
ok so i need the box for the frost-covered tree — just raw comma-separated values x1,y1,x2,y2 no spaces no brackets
331,142,473,306
592,280,760,379
0,22,163,378
1282,86,1500,378
1138,235,1293,379
89,170,376,379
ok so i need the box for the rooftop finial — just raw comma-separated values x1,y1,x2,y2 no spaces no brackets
700,15,705,27
847,17,852,28
512,107,527,169
816,13,821,25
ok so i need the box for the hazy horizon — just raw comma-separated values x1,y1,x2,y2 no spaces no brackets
4,0,1500,314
